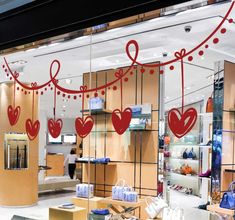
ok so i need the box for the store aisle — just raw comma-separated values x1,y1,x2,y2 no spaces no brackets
169,189,210,220
0,190,75,220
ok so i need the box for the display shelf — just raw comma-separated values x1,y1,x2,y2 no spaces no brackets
131,113,151,119
207,204,234,217
75,160,116,166
167,171,199,180
224,169,235,173
100,197,144,207
168,157,199,163
81,109,112,115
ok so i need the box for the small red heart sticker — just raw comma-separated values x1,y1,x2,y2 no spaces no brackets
7,105,21,126
168,108,197,138
48,118,63,138
112,107,132,135
75,116,94,138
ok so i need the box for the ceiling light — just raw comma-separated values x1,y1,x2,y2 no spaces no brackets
65,79,72,84
200,56,205,60
62,105,66,108
107,27,122,33
38,45,48,49
115,59,120,63
63,99,68,102
48,43,60,47
25,48,36,53
60,113,65,117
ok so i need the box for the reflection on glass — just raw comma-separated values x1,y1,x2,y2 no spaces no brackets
4,133,29,170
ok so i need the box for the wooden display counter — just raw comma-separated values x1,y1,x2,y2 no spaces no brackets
72,196,107,212
207,204,234,217
49,206,86,220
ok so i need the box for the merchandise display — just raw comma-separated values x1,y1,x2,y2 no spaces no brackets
76,184,94,198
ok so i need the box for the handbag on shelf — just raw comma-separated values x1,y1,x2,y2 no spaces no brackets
220,181,235,209
112,179,131,201
206,95,213,113
145,197,168,219
182,148,188,159
188,148,196,159
76,184,94,198
88,97,104,110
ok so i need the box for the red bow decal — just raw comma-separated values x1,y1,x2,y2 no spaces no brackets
31,82,37,88
7,105,21,126
112,108,132,135
80,85,87,91
48,118,63,138
115,69,124,78
168,108,197,138
75,116,94,138
174,49,186,59
25,119,40,140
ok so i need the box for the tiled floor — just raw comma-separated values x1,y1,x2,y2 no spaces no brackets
0,188,216,220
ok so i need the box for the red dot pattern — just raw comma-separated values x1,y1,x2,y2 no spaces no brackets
169,65,174,71
86,94,89,98
62,94,65,97
124,77,128,82
24,91,27,95
199,50,204,56
68,95,70,99
57,91,60,95
150,69,154,74
41,91,43,95
130,71,133,75
94,92,98,97
213,38,219,44
221,28,226,34
36,91,39,95
229,18,233,23
17,87,19,90
113,86,117,90
79,94,82,98
205,45,209,49
188,56,193,61
160,70,164,74
74,96,77,100
101,90,105,95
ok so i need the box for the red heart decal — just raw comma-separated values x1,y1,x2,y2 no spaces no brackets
7,105,21,126
25,119,40,141
112,107,132,135
48,118,63,138
75,116,94,138
168,108,197,138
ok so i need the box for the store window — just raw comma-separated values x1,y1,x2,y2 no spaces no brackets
0,1,235,220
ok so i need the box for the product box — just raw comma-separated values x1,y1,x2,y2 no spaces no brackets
76,184,94,198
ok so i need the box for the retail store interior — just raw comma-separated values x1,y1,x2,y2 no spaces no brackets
0,1,235,220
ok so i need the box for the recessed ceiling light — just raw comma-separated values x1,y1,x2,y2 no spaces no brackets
25,48,36,53
65,79,72,84
115,59,120,63
48,43,60,47
60,113,65,117
62,105,66,108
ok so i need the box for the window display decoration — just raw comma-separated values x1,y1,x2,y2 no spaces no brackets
25,83,40,140
167,49,197,138
75,86,94,138
47,80,63,139
7,71,21,126
1,1,234,139
112,69,132,135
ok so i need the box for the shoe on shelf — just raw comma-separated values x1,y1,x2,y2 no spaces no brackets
199,169,211,178
198,202,210,210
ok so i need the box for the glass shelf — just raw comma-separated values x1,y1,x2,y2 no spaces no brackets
167,157,199,163
81,109,112,115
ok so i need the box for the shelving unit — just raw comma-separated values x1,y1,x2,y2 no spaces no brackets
81,64,160,219
80,109,112,115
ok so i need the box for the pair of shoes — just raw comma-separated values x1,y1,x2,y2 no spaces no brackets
199,169,211,178
198,202,210,210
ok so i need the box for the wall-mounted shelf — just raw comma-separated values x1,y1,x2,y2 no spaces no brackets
131,114,151,119
224,169,235,173
75,160,116,166
81,109,112,115
168,158,199,163
167,171,199,180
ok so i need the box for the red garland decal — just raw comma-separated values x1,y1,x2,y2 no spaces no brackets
1,1,234,139
7,72,21,126
48,81,63,138
168,49,197,138
112,69,132,135
75,86,94,138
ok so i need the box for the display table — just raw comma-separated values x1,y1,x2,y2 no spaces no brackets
207,204,234,218
72,196,107,211
100,197,144,215
49,206,86,220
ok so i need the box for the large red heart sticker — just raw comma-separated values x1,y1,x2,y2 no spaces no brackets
75,116,94,138
25,119,40,141
7,105,21,126
168,108,197,138
112,107,132,135
48,118,63,138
